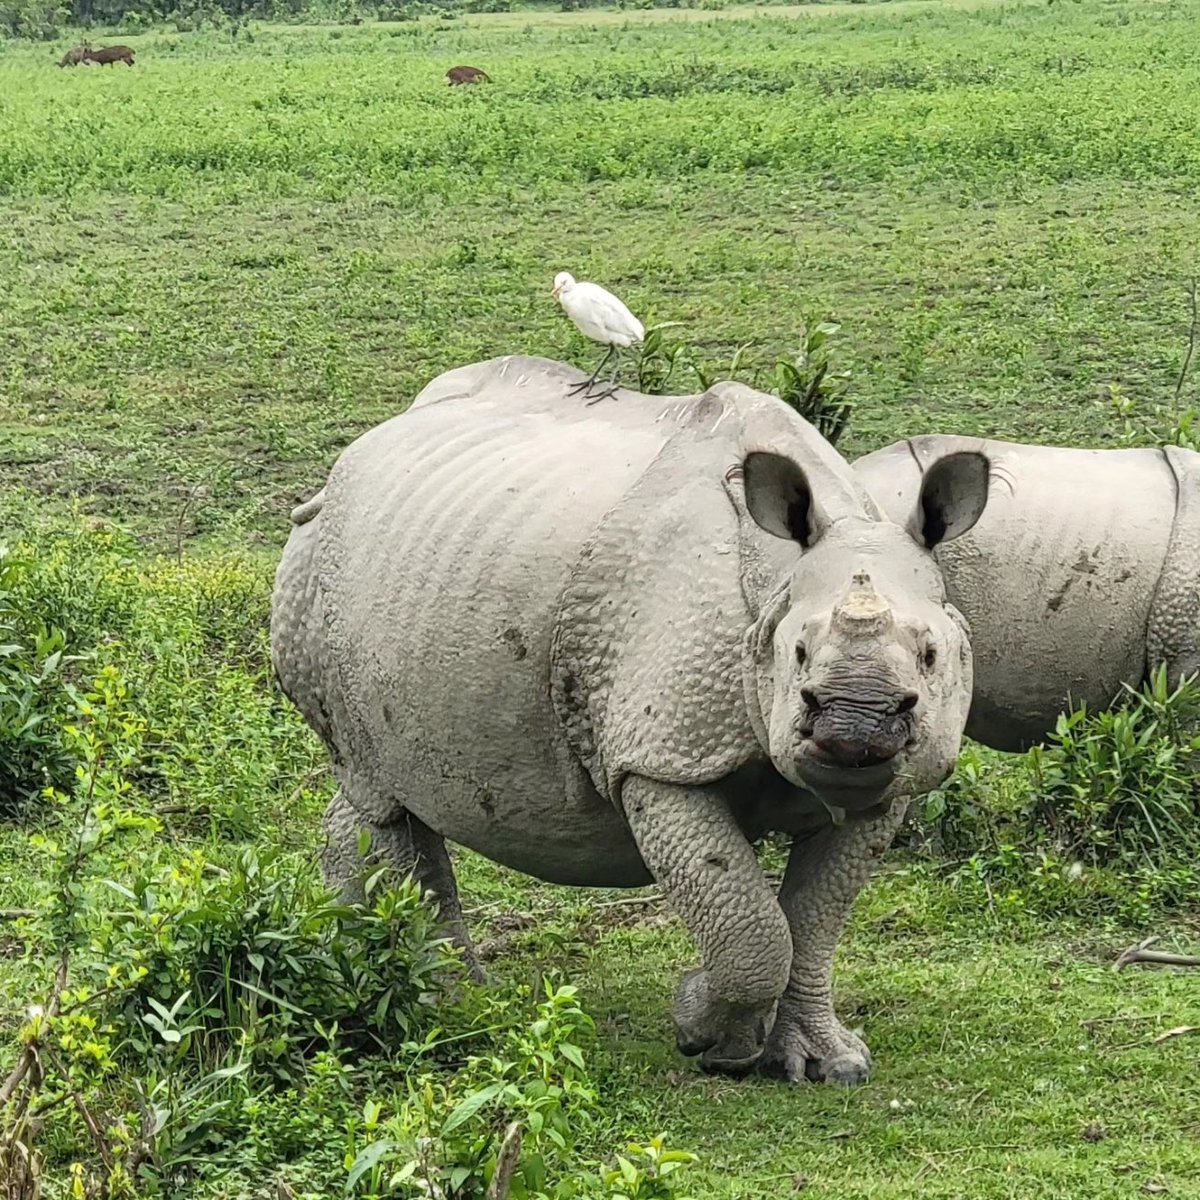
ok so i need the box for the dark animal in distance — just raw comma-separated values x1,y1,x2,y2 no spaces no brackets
83,45,136,66
57,45,91,67
447,65,490,85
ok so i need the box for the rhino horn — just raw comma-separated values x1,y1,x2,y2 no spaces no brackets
831,571,893,636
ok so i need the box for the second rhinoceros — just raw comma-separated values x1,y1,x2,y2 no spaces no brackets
271,356,991,1084
855,434,1200,750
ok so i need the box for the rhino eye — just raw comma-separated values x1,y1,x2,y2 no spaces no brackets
921,645,937,671
795,644,807,667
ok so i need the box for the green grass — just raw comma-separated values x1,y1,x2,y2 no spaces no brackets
3,1,1200,1196
453,857,1200,1199
556,920,1199,1196
3,0,1200,547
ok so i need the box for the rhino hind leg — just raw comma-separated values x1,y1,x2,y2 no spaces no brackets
1146,446,1200,685
322,785,481,981
761,802,909,1086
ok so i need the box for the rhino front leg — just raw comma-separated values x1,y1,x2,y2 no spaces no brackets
762,802,909,1085
322,784,482,981
621,776,792,1075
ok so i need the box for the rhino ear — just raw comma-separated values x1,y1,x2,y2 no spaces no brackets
914,451,989,548
742,452,813,547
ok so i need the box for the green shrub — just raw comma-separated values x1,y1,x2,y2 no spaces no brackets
346,979,597,1198
1,517,327,840
86,845,464,1079
601,1136,700,1199
1030,666,1200,868
917,668,1200,919
760,320,853,446
2,524,141,653
2,664,471,1194
344,982,700,1200
0,546,81,816
684,319,853,445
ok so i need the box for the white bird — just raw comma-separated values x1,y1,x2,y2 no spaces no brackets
551,271,644,401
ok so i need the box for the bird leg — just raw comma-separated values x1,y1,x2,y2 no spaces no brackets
585,348,626,405
567,346,615,397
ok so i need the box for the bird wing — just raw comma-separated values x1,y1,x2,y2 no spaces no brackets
568,282,645,346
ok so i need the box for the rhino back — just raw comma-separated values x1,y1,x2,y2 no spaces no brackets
857,435,1174,750
313,365,681,882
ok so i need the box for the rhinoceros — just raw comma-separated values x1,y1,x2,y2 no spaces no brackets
855,434,1200,751
270,356,991,1084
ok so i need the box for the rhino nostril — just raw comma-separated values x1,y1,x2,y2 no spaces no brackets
897,692,919,714
800,688,820,713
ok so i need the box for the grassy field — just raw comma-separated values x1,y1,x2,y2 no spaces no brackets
3,0,1200,547
3,1,1200,1197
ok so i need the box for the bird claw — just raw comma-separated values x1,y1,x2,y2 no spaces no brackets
584,385,620,405
565,378,594,396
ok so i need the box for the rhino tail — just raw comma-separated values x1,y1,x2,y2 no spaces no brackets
290,488,326,526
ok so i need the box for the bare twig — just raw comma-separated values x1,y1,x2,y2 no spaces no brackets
1116,1025,1200,1051
593,892,664,910
1081,1014,1159,1031
487,1121,524,1200
1151,1025,1198,1044
42,1044,114,1170
1115,937,1200,971
903,1147,943,1176
0,909,35,921
1174,277,1199,405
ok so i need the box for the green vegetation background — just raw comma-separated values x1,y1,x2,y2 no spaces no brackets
1,1,1199,1197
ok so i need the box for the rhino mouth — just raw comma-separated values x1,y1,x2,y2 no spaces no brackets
795,755,900,809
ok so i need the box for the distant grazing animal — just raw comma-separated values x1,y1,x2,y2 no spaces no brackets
83,45,135,67
552,271,645,402
57,45,91,67
447,65,490,85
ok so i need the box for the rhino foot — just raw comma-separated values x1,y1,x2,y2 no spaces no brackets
671,967,778,1076
759,1014,872,1085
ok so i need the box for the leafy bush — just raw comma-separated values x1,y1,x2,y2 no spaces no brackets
917,668,1200,919
633,322,690,395
345,980,700,1200
87,846,464,1078
0,546,81,816
759,320,852,445
11,734,696,1196
602,1136,699,1200
9,673,467,1191
0,517,326,839
2,525,141,652
346,980,601,1198
1029,667,1200,867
